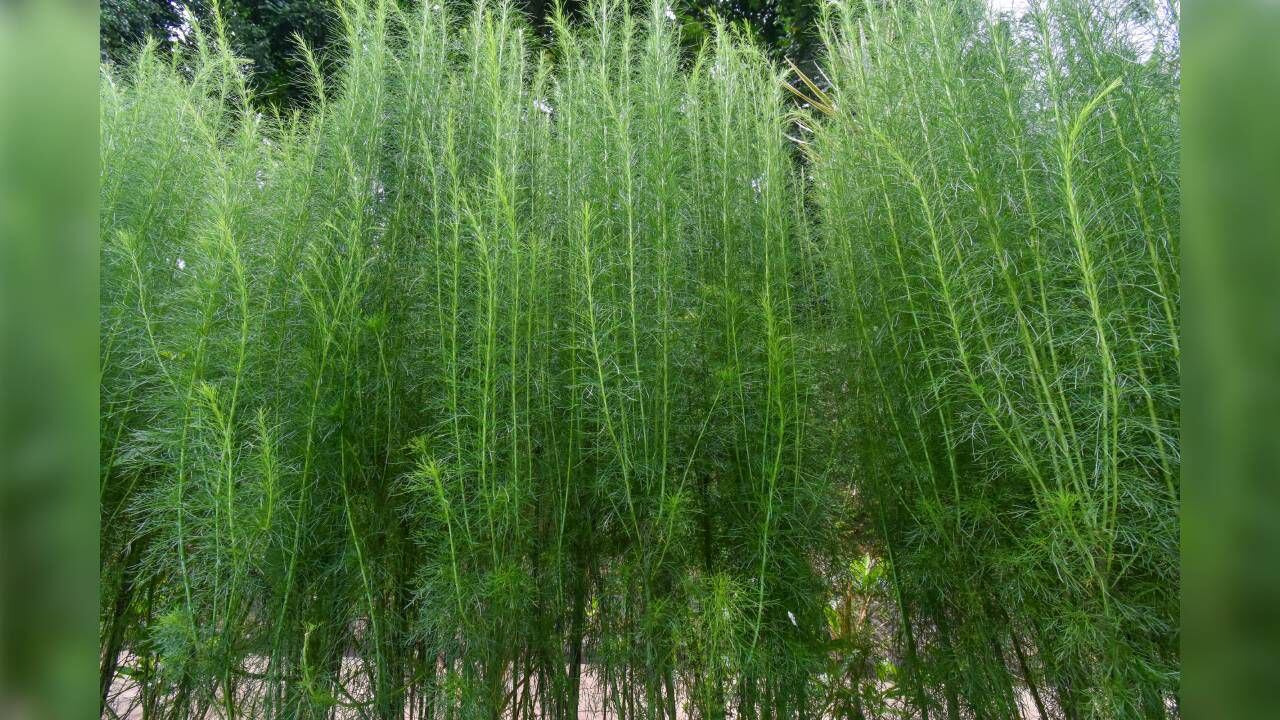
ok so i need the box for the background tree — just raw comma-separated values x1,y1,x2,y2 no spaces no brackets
101,0,207,65
99,0,822,107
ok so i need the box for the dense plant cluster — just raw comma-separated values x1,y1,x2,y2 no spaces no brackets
99,2,1179,719
812,1,1179,717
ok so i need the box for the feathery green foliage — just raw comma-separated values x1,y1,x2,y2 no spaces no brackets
100,2,1179,719
810,1,1179,717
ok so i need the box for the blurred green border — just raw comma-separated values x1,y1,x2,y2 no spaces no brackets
0,1,98,718
1183,0,1280,718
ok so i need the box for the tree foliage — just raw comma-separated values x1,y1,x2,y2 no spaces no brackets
99,0,824,106
101,0,203,64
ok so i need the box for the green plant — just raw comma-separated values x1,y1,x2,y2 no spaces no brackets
809,1,1179,717
100,2,1179,719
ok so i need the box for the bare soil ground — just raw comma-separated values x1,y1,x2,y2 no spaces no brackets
105,653,1048,720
